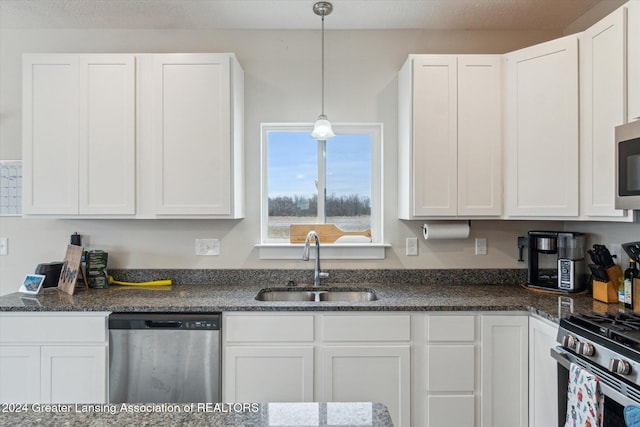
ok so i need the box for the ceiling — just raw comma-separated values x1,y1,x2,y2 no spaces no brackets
0,0,626,31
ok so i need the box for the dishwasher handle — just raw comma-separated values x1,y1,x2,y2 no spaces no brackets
109,313,221,330
145,320,182,328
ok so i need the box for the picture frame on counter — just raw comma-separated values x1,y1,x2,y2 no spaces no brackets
19,274,45,295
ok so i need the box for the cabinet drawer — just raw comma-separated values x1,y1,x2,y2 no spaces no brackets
322,314,411,342
428,395,475,427
0,313,108,344
224,314,314,342
428,345,475,391
428,315,475,342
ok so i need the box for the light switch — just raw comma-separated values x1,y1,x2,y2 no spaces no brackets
475,238,487,256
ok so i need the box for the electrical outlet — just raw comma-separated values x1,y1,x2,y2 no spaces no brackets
406,237,418,256
195,239,220,256
475,237,487,256
0,237,7,256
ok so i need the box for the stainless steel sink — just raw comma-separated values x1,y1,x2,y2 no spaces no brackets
318,291,377,302
255,288,378,302
254,290,317,302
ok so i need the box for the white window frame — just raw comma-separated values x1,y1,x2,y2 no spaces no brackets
257,122,387,260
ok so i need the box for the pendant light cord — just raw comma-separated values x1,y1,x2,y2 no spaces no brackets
321,14,325,116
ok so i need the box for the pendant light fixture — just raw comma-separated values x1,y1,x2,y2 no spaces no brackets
310,1,336,140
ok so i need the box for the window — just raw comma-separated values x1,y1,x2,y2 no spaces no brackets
261,123,383,246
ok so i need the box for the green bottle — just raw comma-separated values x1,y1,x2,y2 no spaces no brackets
625,259,638,309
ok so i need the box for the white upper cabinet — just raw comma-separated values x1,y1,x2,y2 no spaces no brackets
398,54,502,219
579,7,632,220
629,0,640,121
22,53,244,218
23,54,135,216
504,35,580,217
79,55,136,215
151,54,244,217
457,56,503,216
22,55,80,215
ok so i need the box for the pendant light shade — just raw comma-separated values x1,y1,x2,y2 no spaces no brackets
311,115,335,139
310,2,335,140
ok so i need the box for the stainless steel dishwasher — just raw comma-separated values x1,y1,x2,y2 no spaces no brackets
109,313,221,403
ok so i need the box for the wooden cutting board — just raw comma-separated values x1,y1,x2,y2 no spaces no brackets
290,224,372,243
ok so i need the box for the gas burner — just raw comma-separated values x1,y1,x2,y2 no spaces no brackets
563,312,640,355
579,312,640,331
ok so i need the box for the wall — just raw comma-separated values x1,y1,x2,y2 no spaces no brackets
0,26,637,295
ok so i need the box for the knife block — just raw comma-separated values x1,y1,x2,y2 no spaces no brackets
634,278,640,313
606,265,624,286
593,279,619,303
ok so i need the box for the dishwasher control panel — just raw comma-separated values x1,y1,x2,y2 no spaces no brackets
109,313,221,330
184,319,219,330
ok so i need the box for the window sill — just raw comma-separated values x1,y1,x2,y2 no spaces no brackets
256,243,390,260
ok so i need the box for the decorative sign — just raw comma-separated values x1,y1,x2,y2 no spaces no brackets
57,245,86,295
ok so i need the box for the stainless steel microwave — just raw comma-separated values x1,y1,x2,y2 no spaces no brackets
616,120,640,210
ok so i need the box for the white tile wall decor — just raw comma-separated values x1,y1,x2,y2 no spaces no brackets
0,160,22,216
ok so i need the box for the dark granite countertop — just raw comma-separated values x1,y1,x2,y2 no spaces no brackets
0,280,623,322
0,402,393,427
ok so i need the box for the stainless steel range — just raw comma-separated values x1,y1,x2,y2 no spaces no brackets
552,312,640,426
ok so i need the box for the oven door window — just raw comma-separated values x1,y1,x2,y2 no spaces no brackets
619,137,640,196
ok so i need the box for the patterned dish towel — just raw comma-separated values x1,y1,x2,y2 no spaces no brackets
565,363,604,427
625,405,640,427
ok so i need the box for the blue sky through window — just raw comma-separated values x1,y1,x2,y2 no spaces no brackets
268,131,371,199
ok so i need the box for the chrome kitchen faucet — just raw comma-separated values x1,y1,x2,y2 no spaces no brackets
302,230,329,287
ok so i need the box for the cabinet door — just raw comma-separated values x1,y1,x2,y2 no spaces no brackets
629,0,640,121
40,345,107,403
504,36,579,217
321,345,410,427
0,346,41,403
457,55,502,216
224,346,314,402
79,55,136,215
580,8,629,219
412,55,458,216
529,317,559,427
480,315,528,427
152,54,232,216
22,54,79,215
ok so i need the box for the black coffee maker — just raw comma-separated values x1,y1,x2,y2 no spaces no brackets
521,231,586,292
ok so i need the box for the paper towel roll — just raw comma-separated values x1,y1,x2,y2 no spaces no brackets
422,221,470,240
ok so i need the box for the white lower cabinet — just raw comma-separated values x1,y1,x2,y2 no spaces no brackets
223,312,411,427
415,314,478,427
0,346,41,402
223,313,315,403
224,312,530,427
224,345,314,402
0,312,109,404
40,345,107,403
320,313,412,427
529,315,559,427
414,313,529,427
320,345,410,425
480,314,529,427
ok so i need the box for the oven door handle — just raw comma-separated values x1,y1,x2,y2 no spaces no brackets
551,347,640,408
550,347,573,369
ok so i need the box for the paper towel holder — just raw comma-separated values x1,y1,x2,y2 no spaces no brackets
422,220,471,240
